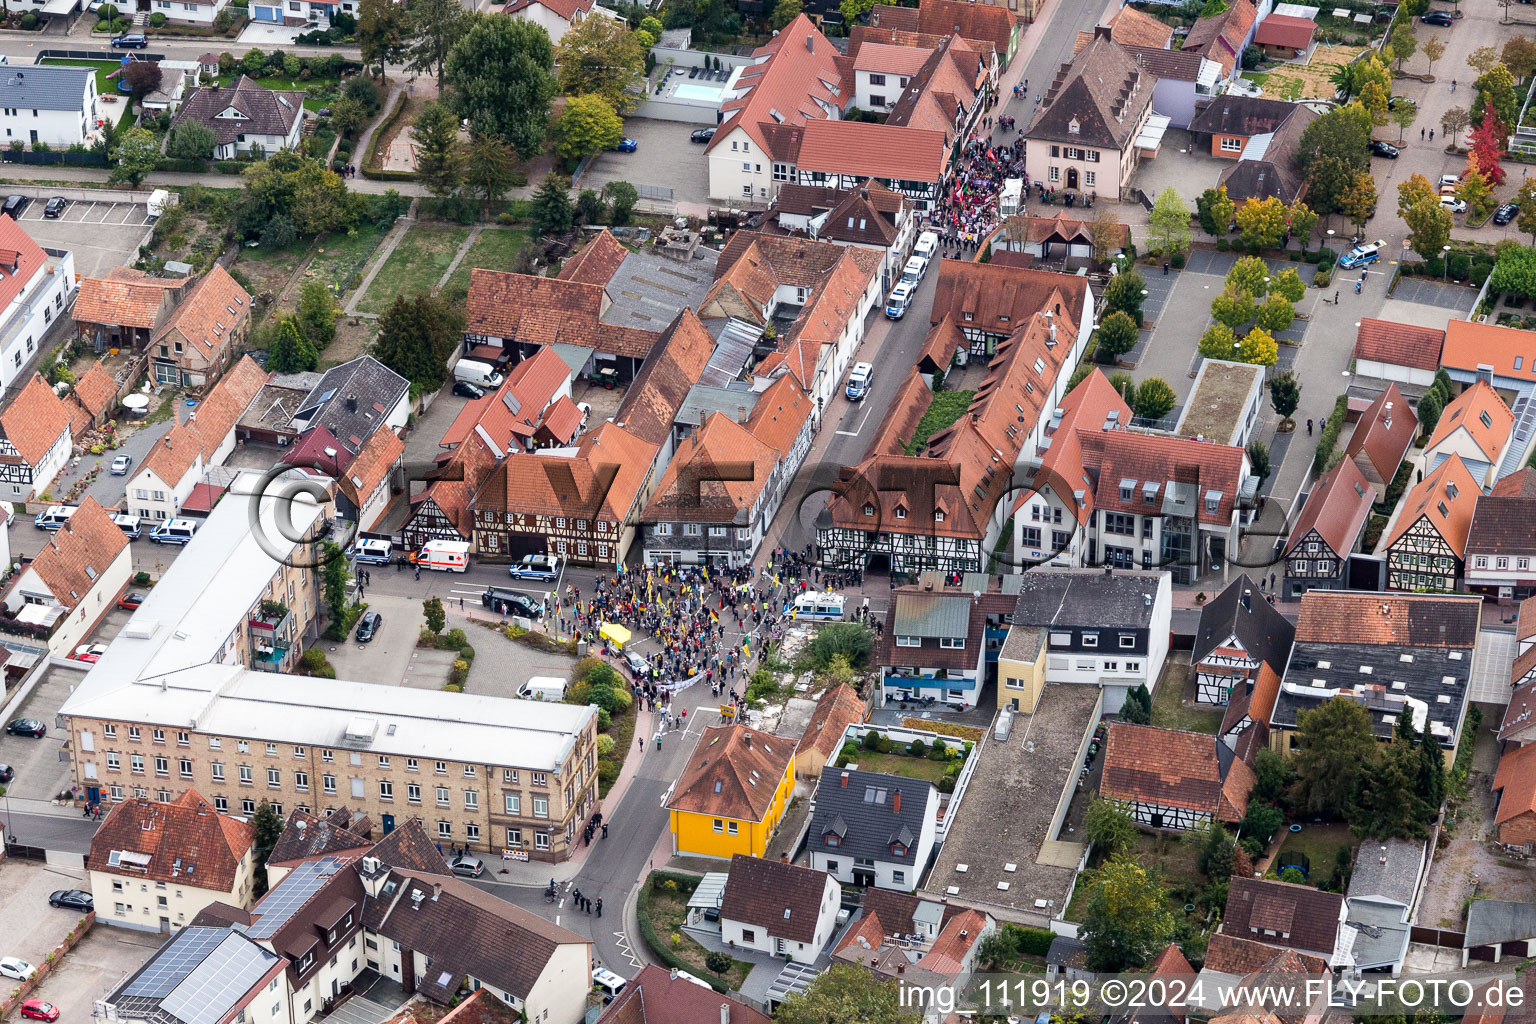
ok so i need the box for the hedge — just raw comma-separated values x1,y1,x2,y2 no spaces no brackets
213,161,247,174
1011,924,1056,957
635,872,731,994
1312,393,1350,476
361,91,409,180
156,158,208,173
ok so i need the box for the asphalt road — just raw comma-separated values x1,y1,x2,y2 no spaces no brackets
2,807,99,854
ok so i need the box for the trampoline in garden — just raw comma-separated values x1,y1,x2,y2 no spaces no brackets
1276,850,1310,878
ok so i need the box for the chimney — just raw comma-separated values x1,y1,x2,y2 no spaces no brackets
840,771,850,787
1384,401,1393,429
893,789,902,813
1240,588,1251,611
806,32,813,53
671,968,680,981
410,889,424,910
721,1004,731,1024
743,731,751,749
1094,24,1111,40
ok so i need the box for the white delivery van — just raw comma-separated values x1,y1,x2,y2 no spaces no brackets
414,539,470,572
147,189,170,219
351,538,393,564
518,676,570,702
454,358,504,389
913,231,939,261
900,255,927,286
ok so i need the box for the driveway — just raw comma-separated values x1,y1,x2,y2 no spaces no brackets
237,22,306,45
47,419,174,512
12,924,165,1024
580,118,712,208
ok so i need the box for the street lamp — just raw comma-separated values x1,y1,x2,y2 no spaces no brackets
1442,244,1452,281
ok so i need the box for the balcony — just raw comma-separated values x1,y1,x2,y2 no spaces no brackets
249,600,293,671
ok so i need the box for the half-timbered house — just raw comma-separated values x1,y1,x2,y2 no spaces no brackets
1282,457,1376,598
1100,721,1255,830
1383,453,1479,593
928,259,1091,359
0,373,79,503
1463,470,1536,598
400,432,498,553
1190,574,1294,705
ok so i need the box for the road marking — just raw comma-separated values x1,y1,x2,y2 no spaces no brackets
834,407,873,437
613,930,642,969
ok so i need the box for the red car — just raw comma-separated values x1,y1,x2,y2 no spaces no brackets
21,999,59,1022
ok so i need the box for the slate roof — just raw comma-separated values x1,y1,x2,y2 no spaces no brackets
1344,383,1416,485
151,264,251,362
1347,837,1425,907
810,766,934,865
1223,877,1342,956
1192,573,1295,671
293,356,408,457
1027,36,1156,150
1285,458,1375,559
598,964,772,1024
1101,722,1255,821
171,76,304,146
0,64,93,111
719,853,832,942
26,496,127,611
1189,95,1299,137
267,808,372,867
90,789,253,892
615,309,715,447
1352,318,1446,373
0,373,73,466
1467,495,1536,556
795,684,865,762
1382,453,1480,558
668,724,793,822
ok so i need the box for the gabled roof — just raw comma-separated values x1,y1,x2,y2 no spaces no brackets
0,64,94,111
599,965,773,1024
107,925,283,1024
73,360,118,420
1215,103,1317,204
468,420,658,523
267,808,372,867
0,215,51,324
411,431,499,538
1285,458,1375,559
854,42,931,76
1493,467,1536,498
719,853,832,942
1382,453,1480,558
1118,44,1209,82
1219,662,1282,739
1101,722,1255,821
1222,877,1342,956
1189,95,1299,137
667,724,793,823
1466,495,1536,556
1203,933,1328,975
640,411,779,524
0,373,74,466
1075,6,1175,50
74,267,185,330
818,179,908,247
1077,428,1250,527
1344,383,1416,484
171,75,304,146
26,496,128,610
1027,36,1156,150
706,15,843,161
1192,573,1295,671
465,269,658,360
293,356,407,457
1294,590,1481,647
616,309,715,447
1352,318,1446,373
1013,368,1132,527
89,789,254,892
151,265,251,360
871,0,1015,57
1253,13,1316,49
138,420,202,488
504,0,596,20
811,765,933,866
1426,379,1514,464
1182,0,1259,76
865,367,932,458
1441,319,1536,383
442,347,572,453
794,117,948,183
795,684,865,762
557,229,628,286
929,260,1090,339
1347,837,1425,907
1494,742,1536,825
365,816,451,874
336,426,403,512
850,24,994,67
744,374,813,455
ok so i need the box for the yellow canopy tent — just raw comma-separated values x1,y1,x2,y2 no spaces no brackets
599,622,632,649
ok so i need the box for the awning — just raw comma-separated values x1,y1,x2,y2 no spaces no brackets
599,622,631,649
1135,114,1173,153
688,872,728,909
17,603,63,627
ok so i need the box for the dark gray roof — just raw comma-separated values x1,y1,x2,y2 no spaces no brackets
1121,44,1206,83
1466,899,1536,948
1341,899,1411,970
171,76,304,146
1189,95,1299,137
1047,935,1089,968
1215,103,1316,204
0,65,92,111
676,382,757,428
1192,573,1296,670
1348,837,1425,908
1273,640,1472,747
599,246,718,333
1026,36,1156,150
892,592,972,638
292,355,409,457
1009,569,1163,629
810,766,934,867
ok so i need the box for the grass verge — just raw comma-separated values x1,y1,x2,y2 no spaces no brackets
636,872,754,992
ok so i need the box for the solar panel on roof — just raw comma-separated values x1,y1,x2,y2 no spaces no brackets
245,856,344,939
122,927,227,998
160,934,278,1024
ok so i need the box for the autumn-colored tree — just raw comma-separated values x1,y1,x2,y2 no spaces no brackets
1272,267,1306,303
1226,255,1271,296
1441,106,1471,146
1198,322,1240,362
1422,34,1446,76
1235,326,1279,367
1234,195,1288,250
1341,172,1378,231
1467,46,1503,76
1287,201,1319,251
1208,185,1235,236
1468,100,1508,186
1516,178,1536,244
1255,294,1295,333
1211,285,1257,329
1081,859,1175,972
1505,36,1536,82
1474,62,1518,129
1457,164,1494,216
1353,54,1393,127
1396,173,1438,218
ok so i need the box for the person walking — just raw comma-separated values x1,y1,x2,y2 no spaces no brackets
596,897,603,917
1306,419,1314,436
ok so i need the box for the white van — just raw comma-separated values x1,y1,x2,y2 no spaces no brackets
150,518,201,545
351,538,393,564
885,282,913,319
33,505,76,531
592,968,627,1004
414,539,470,572
110,512,142,540
518,676,570,702
913,231,939,262
453,358,505,389
901,255,927,286
786,591,846,620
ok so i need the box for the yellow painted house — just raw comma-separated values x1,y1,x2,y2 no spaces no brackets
997,624,1048,713
668,724,796,859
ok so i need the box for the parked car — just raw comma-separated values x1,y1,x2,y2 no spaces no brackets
1421,10,1453,24
0,958,36,981
111,454,133,475
1440,195,1468,214
1495,202,1519,225
118,591,145,610
1438,174,1462,189
690,127,716,143
111,33,149,47
1339,241,1382,269
72,643,108,663
509,554,561,581
447,852,485,878
1369,140,1400,158
482,586,541,619
48,890,92,911
0,763,13,784
452,380,486,399
356,610,382,643
611,138,638,152
42,197,67,219
20,999,59,1022
5,718,45,737
845,361,874,401
2,195,27,218
624,648,650,681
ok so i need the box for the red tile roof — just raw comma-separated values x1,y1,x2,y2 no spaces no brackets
469,420,657,524
0,216,48,325
442,348,572,453
27,496,127,611
794,684,865,762
337,427,403,513
854,42,932,76
794,117,948,183
538,394,583,444
668,724,793,822
1075,5,1175,50
1294,590,1481,647
1253,13,1316,49
598,965,772,1024
465,270,658,359
640,411,779,523
1101,722,1255,821
864,367,932,459
557,229,627,286
1012,368,1132,526
410,433,498,538
0,373,73,466
1441,319,1536,383
72,361,118,421
706,15,844,161
929,259,1091,339
745,374,813,455
74,267,184,330
1222,877,1342,956
137,357,267,488
503,0,594,20
152,265,251,361
1182,0,1259,76
1352,318,1444,372
1077,429,1250,527
1344,383,1416,485
616,310,715,447
873,0,1016,58
1426,380,1514,464
1285,457,1375,557
1494,742,1536,825
1493,467,1536,498
1382,453,1481,558
89,789,254,893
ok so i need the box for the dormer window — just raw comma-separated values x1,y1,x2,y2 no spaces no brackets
1067,117,1080,135
892,844,906,857
863,503,875,517
895,507,907,520
935,510,945,523
825,834,840,847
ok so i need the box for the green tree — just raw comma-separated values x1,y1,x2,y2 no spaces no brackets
445,16,557,159
166,120,216,160
1234,195,1288,250
357,0,407,76
1441,106,1471,146
1149,187,1191,254
1352,731,1431,840
1085,799,1139,855
1247,439,1271,480
1134,378,1177,420
1287,201,1318,251
1233,326,1278,366
774,964,900,1024
1416,388,1444,437
1273,267,1306,303
423,595,446,634
328,96,369,139
251,800,284,897
267,316,318,373
236,152,355,239
404,0,466,85
1082,859,1175,972
108,126,158,188
1305,154,1356,217
603,180,639,225
321,540,350,623
373,291,465,391
1353,55,1393,127
414,100,463,198
532,172,574,235
553,93,623,161
465,132,518,204
770,0,801,28
1505,36,1536,81
556,15,645,114
1269,370,1301,423
1422,34,1445,76
1391,96,1419,143
1103,269,1146,325
1211,286,1257,330
1517,181,1536,244
1253,747,1292,804
1299,103,1371,181
1340,171,1379,231
1389,23,1417,70
809,621,875,668
1226,255,1271,296
1293,695,1379,815
1189,819,1236,879
1240,799,1284,845
839,0,877,26
1475,63,1519,130
1119,683,1152,724
242,47,267,75
297,279,336,349
1458,165,1495,217
1199,322,1239,362
1403,197,1453,260
1095,310,1139,362
1256,294,1295,332
1397,172,1437,217
575,188,605,225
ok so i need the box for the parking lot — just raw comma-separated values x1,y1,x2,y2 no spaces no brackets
0,662,90,801
8,910,164,1024
3,191,155,278
0,857,99,978
582,117,713,208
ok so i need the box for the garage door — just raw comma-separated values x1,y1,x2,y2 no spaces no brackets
252,4,281,20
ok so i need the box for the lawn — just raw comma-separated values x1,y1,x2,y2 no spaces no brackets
306,225,388,301
1149,662,1223,734
354,224,471,315
637,875,754,991
224,73,342,112
844,747,957,784
1271,822,1354,885
1067,832,1207,923
42,58,127,96
442,227,530,302
1241,44,1367,102
904,389,976,454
